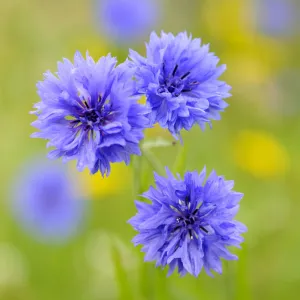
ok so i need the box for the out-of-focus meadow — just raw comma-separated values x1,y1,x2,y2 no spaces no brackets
1,0,300,299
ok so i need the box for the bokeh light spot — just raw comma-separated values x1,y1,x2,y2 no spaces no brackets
233,130,289,178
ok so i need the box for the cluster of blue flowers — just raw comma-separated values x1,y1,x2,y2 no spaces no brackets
31,31,246,277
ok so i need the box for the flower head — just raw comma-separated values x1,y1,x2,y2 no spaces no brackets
129,32,231,138
96,0,159,44
12,161,86,243
32,52,149,176
128,167,246,277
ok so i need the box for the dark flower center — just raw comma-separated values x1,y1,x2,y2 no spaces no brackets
85,110,98,123
171,195,208,240
176,215,196,226
158,63,199,97
69,95,115,133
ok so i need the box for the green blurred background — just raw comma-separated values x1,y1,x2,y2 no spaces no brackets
1,0,300,299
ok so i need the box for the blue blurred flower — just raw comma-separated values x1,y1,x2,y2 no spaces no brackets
128,167,246,277
129,32,231,138
12,161,86,243
96,0,158,43
254,0,297,37
32,52,149,176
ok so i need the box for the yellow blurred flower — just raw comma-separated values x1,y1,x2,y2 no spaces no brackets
68,163,133,200
201,0,287,86
233,130,289,178
202,0,253,43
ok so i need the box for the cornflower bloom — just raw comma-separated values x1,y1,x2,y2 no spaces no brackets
254,0,297,37
96,0,158,43
129,32,231,138
129,167,246,277
12,161,86,243
32,52,149,176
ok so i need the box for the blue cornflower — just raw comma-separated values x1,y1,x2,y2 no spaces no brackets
254,0,297,37
32,52,149,176
128,167,246,277
12,161,86,243
96,0,159,44
129,32,231,138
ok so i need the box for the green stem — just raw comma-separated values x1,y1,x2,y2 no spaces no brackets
235,243,252,300
142,149,165,175
132,156,142,196
111,244,134,300
139,259,154,300
153,268,168,300
172,144,187,174
224,261,235,300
